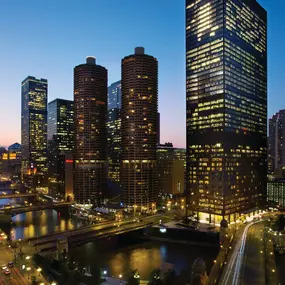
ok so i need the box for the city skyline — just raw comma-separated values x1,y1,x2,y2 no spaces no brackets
0,0,284,148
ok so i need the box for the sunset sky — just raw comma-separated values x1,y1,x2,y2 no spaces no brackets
0,0,284,148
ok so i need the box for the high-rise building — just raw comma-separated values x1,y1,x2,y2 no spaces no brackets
157,143,185,196
268,110,285,175
121,47,158,210
186,0,267,223
74,57,108,204
108,80,121,110
48,99,74,198
21,76,48,191
107,108,121,183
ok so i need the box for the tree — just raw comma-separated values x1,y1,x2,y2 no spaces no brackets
126,269,140,285
148,269,163,285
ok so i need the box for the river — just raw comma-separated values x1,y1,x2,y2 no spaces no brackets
0,197,218,280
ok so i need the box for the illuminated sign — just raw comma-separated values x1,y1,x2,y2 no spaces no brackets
66,160,73,163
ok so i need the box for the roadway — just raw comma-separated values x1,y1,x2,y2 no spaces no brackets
0,202,73,215
220,221,265,285
0,193,37,200
0,244,29,285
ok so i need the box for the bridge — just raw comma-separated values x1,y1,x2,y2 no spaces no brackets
0,193,38,199
20,215,167,253
0,202,74,216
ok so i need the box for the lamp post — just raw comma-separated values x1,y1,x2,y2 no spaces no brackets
37,267,42,276
119,274,122,285
26,266,31,279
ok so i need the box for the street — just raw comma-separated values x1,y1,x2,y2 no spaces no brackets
0,245,28,285
220,221,266,285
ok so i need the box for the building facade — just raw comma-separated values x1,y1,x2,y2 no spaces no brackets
21,76,48,191
157,143,185,196
268,110,285,175
267,179,285,209
186,0,267,223
74,57,108,204
48,99,74,199
107,108,121,184
108,80,121,110
121,47,158,210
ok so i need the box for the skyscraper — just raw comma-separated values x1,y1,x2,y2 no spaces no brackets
21,76,48,191
121,47,158,211
268,110,285,175
48,99,74,198
107,108,121,183
74,57,108,204
108,80,122,110
186,0,267,223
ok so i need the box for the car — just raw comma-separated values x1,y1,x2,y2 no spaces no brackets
8,262,14,268
1,265,7,270
4,269,10,275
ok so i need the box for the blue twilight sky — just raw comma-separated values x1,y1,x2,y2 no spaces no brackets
0,0,284,148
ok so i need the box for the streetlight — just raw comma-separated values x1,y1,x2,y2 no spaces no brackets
25,256,31,260
51,282,57,285
26,267,31,279
119,274,123,284
37,267,42,276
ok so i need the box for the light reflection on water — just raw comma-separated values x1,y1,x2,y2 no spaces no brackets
69,241,218,280
9,209,83,240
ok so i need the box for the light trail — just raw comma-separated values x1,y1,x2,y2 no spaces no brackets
221,221,261,285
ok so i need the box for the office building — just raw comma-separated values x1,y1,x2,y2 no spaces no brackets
74,57,108,204
21,76,48,191
186,0,267,223
267,178,285,209
268,110,285,175
107,108,121,183
121,47,158,210
108,80,121,110
157,143,185,196
48,99,74,199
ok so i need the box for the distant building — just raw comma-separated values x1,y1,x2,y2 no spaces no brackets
267,178,285,209
107,108,121,184
0,147,8,177
7,143,22,185
108,80,121,110
121,47,158,210
157,143,185,196
186,0,267,223
21,76,48,192
74,57,108,204
268,110,285,175
48,99,74,199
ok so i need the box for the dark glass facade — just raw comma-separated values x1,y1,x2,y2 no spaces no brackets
186,0,267,223
108,80,122,110
107,108,121,183
21,76,48,191
121,47,158,210
48,99,74,198
74,57,108,204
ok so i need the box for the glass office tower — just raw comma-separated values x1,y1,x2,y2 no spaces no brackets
48,99,74,198
186,0,267,223
108,80,122,110
21,76,48,191
121,47,158,211
74,57,108,205
107,108,121,183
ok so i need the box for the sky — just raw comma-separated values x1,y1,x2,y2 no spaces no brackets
0,0,284,148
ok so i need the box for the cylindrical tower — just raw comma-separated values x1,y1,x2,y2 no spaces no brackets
73,57,108,204
121,47,158,211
